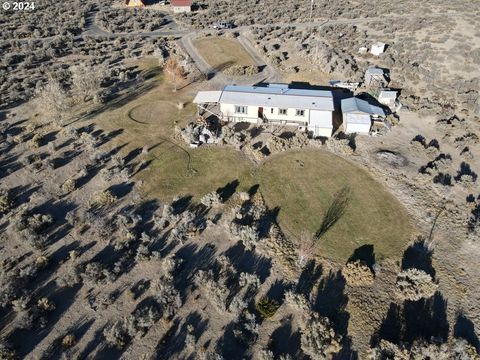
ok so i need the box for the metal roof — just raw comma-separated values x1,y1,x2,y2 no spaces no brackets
345,113,371,125
219,85,334,111
193,91,222,104
171,0,192,6
378,90,397,99
365,67,385,75
341,97,385,116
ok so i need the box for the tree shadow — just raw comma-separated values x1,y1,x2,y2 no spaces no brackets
174,243,217,300
455,162,478,182
347,244,375,269
373,292,449,347
9,283,82,357
215,319,251,360
468,195,480,233
160,311,209,358
401,238,435,279
315,186,350,240
371,303,403,346
454,311,480,352
216,180,239,202
40,318,95,360
224,242,272,283
266,279,293,305
296,259,323,297
403,291,449,343
313,270,349,337
269,316,301,358
107,182,134,199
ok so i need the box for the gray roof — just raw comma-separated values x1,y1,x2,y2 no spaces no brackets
365,67,385,75
341,97,385,116
218,85,334,111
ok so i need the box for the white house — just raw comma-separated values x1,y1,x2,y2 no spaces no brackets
370,42,386,56
341,97,386,134
171,0,192,13
193,84,335,137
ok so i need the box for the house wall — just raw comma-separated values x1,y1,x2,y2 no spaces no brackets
173,5,191,13
343,113,371,134
220,103,259,123
220,103,313,126
307,126,333,138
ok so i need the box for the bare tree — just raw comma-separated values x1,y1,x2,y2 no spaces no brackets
164,57,184,92
70,63,106,103
34,76,70,121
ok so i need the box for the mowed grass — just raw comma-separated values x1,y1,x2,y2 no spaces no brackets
193,37,254,70
256,150,414,262
93,60,412,262
94,58,255,201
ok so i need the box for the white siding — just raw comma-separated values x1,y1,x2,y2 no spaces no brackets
220,103,258,123
343,113,371,134
308,110,333,138
173,6,191,13
263,107,309,125
308,126,333,138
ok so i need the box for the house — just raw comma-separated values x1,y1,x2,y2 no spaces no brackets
193,84,335,137
378,90,400,111
124,0,145,7
370,42,386,56
341,97,385,134
171,0,192,13
364,67,388,87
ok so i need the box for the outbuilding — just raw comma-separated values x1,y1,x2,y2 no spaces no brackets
124,0,145,7
378,90,400,111
364,67,388,87
341,97,386,134
193,84,335,137
171,0,192,13
370,42,386,56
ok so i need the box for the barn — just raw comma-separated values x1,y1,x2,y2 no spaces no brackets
341,97,385,134
193,84,335,137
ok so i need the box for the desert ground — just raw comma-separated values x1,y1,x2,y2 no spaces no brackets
0,0,479,359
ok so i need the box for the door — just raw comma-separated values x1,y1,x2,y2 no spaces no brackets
258,107,264,119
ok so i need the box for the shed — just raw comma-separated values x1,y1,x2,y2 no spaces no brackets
378,90,398,108
341,97,385,134
370,42,386,56
171,0,192,13
364,67,388,87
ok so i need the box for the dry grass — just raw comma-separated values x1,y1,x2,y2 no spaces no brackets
93,58,412,262
193,37,255,71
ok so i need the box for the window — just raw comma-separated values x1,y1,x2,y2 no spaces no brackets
278,108,288,115
234,105,247,114
270,108,274,114
296,109,305,116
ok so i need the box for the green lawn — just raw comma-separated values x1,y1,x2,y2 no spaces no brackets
256,150,413,262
